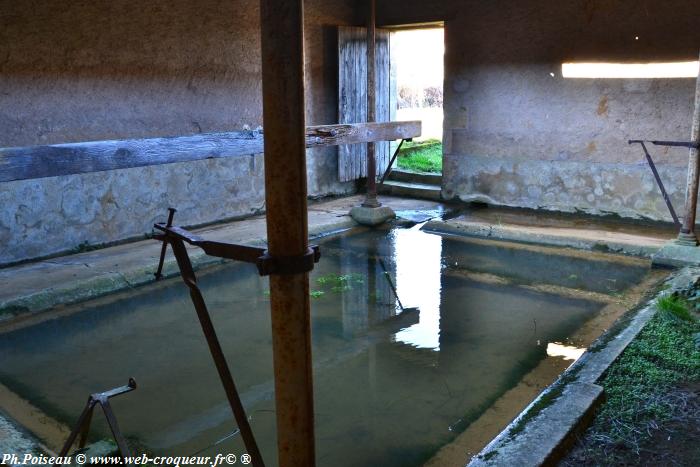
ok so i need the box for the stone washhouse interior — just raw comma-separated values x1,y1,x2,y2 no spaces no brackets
1,1,700,466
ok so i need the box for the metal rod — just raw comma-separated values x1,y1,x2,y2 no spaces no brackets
168,239,264,466
259,0,316,465
377,258,406,311
651,140,700,149
99,399,131,459
678,50,700,245
57,401,95,458
362,0,381,208
638,142,681,226
629,139,700,149
154,207,176,279
379,138,407,185
77,406,93,449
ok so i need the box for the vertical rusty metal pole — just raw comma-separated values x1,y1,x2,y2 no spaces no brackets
362,0,381,208
677,51,700,246
259,1,316,466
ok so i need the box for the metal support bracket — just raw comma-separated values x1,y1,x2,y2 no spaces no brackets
153,209,320,278
54,379,137,465
629,139,700,149
151,208,323,466
629,139,683,227
379,138,412,186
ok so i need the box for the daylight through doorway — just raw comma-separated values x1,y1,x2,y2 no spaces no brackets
391,27,444,173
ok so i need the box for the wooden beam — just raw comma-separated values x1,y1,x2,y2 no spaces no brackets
0,121,421,183
305,120,419,147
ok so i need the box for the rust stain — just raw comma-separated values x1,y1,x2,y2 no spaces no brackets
597,96,609,117
587,141,597,153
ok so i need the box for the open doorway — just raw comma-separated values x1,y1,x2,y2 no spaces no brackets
391,27,444,174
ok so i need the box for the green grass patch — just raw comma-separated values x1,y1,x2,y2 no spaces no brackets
565,293,700,464
598,312,699,427
657,294,695,322
397,139,442,173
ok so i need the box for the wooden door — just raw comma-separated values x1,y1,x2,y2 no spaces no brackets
338,26,391,182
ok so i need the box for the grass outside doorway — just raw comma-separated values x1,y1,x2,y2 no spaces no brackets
396,139,442,174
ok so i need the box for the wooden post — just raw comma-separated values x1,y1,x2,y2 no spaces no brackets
259,1,316,466
362,0,381,208
677,51,700,246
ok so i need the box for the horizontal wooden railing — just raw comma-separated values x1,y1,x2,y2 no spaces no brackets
0,121,421,182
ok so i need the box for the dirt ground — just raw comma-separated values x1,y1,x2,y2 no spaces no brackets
563,382,700,466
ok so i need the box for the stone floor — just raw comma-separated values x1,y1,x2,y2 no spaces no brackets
0,195,445,320
425,205,676,258
0,413,43,461
0,197,682,322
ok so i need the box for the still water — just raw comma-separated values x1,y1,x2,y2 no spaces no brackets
0,226,649,465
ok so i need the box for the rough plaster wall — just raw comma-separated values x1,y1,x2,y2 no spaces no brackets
380,0,700,222
442,63,696,220
0,0,265,144
0,0,356,264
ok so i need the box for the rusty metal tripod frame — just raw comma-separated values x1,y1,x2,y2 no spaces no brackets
153,208,320,467
56,378,137,463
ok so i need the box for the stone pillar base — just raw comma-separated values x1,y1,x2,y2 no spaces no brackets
675,231,699,247
349,206,395,226
653,240,700,267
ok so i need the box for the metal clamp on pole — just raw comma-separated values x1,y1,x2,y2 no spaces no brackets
257,246,321,276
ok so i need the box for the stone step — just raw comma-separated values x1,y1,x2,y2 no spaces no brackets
379,180,442,201
386,169,442,186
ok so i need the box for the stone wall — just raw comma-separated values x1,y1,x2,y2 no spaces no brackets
379,0,700,222
0,0,359,265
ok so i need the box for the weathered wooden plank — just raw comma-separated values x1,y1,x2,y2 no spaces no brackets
338,26,391,182
0,121,420,182
305,121,419,147
375,25,391,175
339,26,367,182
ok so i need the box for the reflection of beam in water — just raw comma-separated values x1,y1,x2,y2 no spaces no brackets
443,269,618,304
148,307,420,450
431,231,650,266
439,234,649,296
